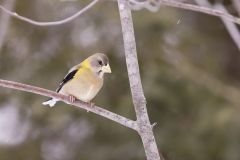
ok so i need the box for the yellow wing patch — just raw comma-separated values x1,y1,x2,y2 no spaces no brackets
74,59,91,79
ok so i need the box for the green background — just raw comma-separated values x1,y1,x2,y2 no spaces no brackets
0,0,240,160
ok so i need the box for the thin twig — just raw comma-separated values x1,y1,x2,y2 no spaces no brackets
118,0,161,160
195,0,240,51
0,0,99,26
214,4,240,50
0,0,240,26
0,79,138,130
161,0,240,25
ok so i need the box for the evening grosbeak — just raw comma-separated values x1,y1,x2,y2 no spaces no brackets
43,53,111,107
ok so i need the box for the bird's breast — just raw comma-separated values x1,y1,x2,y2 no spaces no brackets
61,73,103,102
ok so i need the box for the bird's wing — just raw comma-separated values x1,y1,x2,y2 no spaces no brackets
56,68,78,93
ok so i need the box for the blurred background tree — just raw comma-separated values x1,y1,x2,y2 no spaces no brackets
0,0,240,160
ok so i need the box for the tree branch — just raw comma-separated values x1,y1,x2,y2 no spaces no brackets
0,0,15,51
195,0,240,51
212,4,240,51
160,0,240,25
118,0,161,160
0,0,240,27
0,0,99,26
0,79,138,130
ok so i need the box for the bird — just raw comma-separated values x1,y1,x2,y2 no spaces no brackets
42,53,111,107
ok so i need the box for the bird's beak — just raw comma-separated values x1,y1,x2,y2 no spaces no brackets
102,64,111,73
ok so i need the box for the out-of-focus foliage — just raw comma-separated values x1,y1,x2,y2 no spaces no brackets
0,0,240,160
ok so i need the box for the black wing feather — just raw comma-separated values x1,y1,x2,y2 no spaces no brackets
56,69,78,93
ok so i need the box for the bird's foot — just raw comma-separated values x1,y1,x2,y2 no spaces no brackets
85,102,94,113
69,95,76,103
87,101,94,108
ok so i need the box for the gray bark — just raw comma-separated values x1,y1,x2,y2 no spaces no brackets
117,0,161,160
0,79,138,130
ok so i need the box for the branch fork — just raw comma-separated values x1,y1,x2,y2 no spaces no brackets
0,79,138,131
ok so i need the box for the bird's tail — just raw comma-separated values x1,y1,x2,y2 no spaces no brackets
42,98,58,107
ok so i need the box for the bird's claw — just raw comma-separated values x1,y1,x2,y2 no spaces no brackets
88,102,94,108
69,95,76,103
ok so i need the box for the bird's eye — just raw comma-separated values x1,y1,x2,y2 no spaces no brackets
98,60,103,66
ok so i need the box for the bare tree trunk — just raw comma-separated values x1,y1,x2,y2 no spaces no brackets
117,0,161,160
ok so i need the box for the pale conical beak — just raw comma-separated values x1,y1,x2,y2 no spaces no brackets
102,64,111,73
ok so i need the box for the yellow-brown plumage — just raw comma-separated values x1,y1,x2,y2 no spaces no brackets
42,53,111,107
60,66,103,102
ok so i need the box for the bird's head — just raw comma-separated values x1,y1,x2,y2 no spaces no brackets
83,53,111,77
